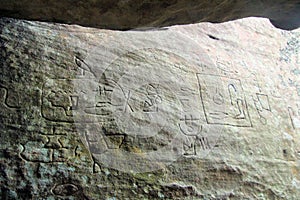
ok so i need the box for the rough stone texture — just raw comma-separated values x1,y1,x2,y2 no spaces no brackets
0,0,299,30
0,17,300,199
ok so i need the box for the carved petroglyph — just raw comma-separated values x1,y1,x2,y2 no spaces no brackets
288,107,296,129
20,132,77,163
84,125,108,154
179,114,203,136
74,56,96,78
178,85,205,134
183,135,212,156
20,141,53,163
197,74,252,127
142,84,163,113
228,84,247,120
37,125,74,136
183,136,197,156
0,85,21,109
105,135,125,149
0,85,23,124
252,93,272,125
42,79,111,122
42,79,77,122
248,72,263,93
177,83,209,156
112,83,180,138
288,106,300,129
52,183,79,197
84,82,115,116
92,158,102,173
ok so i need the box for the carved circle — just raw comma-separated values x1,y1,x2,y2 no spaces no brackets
74,31,223,173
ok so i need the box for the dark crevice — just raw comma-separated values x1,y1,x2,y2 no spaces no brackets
207,34,220,40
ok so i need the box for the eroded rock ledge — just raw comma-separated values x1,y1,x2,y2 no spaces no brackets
0,0,299,30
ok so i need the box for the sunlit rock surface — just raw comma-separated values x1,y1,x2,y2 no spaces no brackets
0,0,299,30
0,17,300,199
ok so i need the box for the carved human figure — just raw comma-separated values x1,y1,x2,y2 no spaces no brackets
179,114,202,136
142,84,162,112
228,84,246,119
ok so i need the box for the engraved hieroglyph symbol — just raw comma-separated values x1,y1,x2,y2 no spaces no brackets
252,93,271,125
111,81,178,138
288,105,300,129
197,74,252,127
42,79,110,123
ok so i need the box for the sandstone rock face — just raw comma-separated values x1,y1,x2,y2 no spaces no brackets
0,0,299,30
0,17,300,199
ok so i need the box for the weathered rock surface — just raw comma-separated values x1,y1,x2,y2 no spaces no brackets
0,17,300,199
0,0,299,30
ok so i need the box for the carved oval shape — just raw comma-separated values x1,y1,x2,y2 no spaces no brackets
52,183,79,196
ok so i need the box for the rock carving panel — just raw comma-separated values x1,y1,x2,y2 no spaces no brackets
20,130,77,163
74,48,222,173
197,74,252,127
42,79,111,123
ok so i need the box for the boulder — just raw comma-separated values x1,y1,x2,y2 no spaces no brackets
0,17,300,199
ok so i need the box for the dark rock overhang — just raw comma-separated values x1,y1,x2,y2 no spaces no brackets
0,0,299,30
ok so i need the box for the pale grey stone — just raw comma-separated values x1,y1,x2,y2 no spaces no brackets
0,17,299,199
